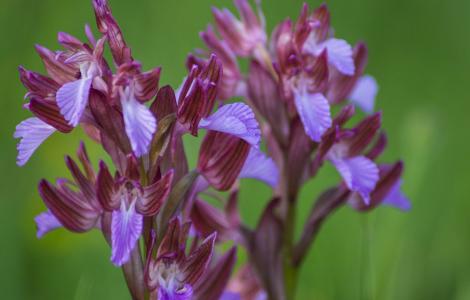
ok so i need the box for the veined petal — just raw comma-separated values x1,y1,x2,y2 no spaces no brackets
199,103,260,146
34,210,62,238
316,38,355,76
239,147,279,187
158,284,193,300
111,201,143,266
56,77,93,126
349,75,378,114
382,180,411,211
122,95,157,157
293,90,332,142
331,156,379,205
14,117,56,166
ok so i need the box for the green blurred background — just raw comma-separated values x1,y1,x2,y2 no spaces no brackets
0,0,468,299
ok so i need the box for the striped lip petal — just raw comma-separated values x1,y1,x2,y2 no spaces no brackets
239,147,279,187
293,89,332,142
14,117,56,166
330,155,379,205
111,201,143,266
349,75,378,114
121,91,157,157
56,77,93,126
198,103,261,146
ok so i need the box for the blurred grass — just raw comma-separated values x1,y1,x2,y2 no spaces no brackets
1,0,469,299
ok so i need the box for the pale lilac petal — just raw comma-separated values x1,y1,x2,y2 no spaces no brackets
56,77,93,126
111,201,143,266
316,38,355,75
382,180,411,211
331,156,379,205
239,147,279,187
293,91,332,142
122,96,157,157
199,103,261,146
349,75,378,114
34,210,62,238
14,117,56,166
158,284,193,300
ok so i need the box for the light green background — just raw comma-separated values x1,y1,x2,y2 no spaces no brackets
0,0,468,299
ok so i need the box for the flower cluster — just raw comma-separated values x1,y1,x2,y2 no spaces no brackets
15,1,410,299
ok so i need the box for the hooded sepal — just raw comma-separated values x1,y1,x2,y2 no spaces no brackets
197,132,250,191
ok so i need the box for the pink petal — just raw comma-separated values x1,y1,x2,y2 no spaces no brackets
331,156,379,205
122,96,157,157
199,103,261,146
111,201,143,266
382,180,411,211
293,90,332,142
349,75,378,114
34,210,62,238
239,147,279,187
14,117,56,166
56,77,93,126
316,38,355,76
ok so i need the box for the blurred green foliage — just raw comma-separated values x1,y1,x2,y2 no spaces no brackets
0,0,469,299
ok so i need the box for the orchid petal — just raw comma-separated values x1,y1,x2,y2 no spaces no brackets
220,292,241,300
14,117,56,166
349,75,378,114
316,38,355,76
382,180,411,211
34,210,62,238
239,147,279,187
56,77,93,126
331,156,379,205
293,91,332,142
199,103,261,146
158,284,193,300
122,95,157,157
111,201,143,266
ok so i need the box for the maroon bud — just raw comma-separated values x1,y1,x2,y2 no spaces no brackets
150,85,178,120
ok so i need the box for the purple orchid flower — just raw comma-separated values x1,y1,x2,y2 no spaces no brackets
97,157,174,266
146,219,216,300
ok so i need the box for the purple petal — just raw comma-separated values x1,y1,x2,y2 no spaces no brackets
111,201,143,266
293,90,332,142
158,284,193,300
34,210,62,238
122,94,157,157
316,38,355,76
56,77,93,126
199,103,261,146
382,180,411,211
14,117,56,166
220,292,241,300
349,75,378,114
239,147,279,187
331,156,379,205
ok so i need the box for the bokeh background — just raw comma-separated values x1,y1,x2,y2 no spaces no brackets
1,0,469,299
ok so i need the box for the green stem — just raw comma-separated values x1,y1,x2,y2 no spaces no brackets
281,152,299,300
